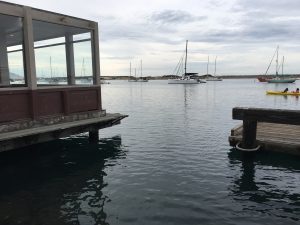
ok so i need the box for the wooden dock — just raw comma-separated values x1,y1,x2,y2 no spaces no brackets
229,107,300,156
0,113,127,153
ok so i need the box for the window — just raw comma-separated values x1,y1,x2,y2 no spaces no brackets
73,33,93,84
32,20,93,85
0,14,25,87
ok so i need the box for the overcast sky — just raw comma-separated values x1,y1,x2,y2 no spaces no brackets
7,0,300,76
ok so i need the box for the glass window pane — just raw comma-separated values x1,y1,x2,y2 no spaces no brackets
34,37,65,48
8,51,25,85
74,41,93,85
35,45,67,85
73,32,91,41
33,20,94,85
0,13,25,87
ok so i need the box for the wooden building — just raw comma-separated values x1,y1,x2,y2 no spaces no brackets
0,1,127,152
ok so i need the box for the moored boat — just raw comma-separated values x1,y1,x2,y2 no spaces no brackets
257,76,271,82
206,56,223,81
267,77,296,83
136,60,149,82
264,47,296,83
168,40,201,84
128,62,137,82
266,90,300,96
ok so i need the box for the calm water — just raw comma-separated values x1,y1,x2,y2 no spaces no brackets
0,79,300,225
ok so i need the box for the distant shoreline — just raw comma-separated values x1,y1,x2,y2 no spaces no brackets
101,74,300,80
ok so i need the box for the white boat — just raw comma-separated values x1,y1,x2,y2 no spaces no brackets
136,78,148,82
168,40,201,84
206,77,222,81
168,77,199,84
206,56,222,81
136,60,149,82
128,62,137,82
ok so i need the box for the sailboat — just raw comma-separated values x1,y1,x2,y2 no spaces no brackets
168,40,200,84
266,46,296,83
136,60,148,82
128,62,137,82
206,56,222,81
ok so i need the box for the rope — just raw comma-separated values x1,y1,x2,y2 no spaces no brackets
235,142,260,152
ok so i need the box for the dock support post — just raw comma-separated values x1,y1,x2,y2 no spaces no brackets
89,130,99,142
242,120,257,148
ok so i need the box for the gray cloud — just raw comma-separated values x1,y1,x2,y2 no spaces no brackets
235,0,300,13
149,10,206,25
238,9,300,42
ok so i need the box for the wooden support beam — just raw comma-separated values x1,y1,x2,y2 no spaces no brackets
89,130,99,142
233,107,300,125
242,120,257,149
232,107,300,150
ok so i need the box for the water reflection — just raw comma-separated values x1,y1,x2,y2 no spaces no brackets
228,150,300,222
0,135,125,225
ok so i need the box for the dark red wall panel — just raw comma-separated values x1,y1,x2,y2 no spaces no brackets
0,86,101,123
69,89,99,113
37,91,63,116
0,92,31,122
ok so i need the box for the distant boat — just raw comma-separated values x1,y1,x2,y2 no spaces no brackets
206,56,222,81
136,60,148,82
267,77,296,83
257,76,271,82
128,62,137,82
263,46,296,83
168,40,201,84
266,90,300,96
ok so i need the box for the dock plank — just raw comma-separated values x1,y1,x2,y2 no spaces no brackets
229,122,300,155
0,113,127,152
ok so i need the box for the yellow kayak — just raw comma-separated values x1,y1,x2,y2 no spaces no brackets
266,91,300,96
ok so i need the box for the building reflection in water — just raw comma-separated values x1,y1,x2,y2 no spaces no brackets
227,149,300,222
0,135,125,225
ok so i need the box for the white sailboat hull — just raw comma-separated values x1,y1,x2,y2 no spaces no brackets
206,77,223,81
168,79,199,84
136,79,148,82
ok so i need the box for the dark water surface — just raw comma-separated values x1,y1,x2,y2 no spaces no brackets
0,79,300,225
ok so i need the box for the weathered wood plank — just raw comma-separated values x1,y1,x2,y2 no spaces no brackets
229,122,300,155
233,107,300,125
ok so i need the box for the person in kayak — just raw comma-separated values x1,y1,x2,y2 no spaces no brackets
292,88,299,93
283,88,288,93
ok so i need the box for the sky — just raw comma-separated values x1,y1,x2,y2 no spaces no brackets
6,0,300,76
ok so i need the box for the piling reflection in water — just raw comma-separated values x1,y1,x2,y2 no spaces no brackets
228,150,300,222
0,135,125,225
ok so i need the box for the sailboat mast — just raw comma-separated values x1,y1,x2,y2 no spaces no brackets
276,46,279,76
140,60,142,77
207,55,209,75
214,56,217,76
184,40,188,76
130,62,132,77
282,56,284,75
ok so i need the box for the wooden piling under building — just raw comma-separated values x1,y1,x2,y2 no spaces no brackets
229,107,300,156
